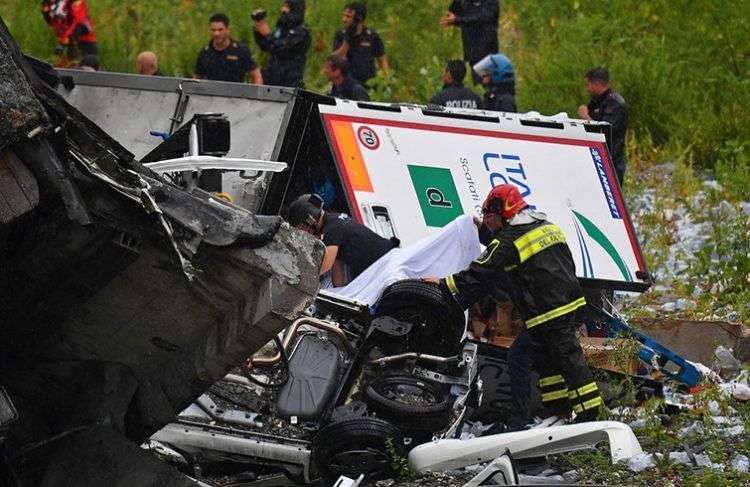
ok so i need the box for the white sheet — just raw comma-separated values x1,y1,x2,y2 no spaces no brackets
327,215,482,305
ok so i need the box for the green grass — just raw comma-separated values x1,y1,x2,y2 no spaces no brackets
2,0,749,171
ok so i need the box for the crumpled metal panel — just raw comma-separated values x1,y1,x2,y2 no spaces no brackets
0,18,47,151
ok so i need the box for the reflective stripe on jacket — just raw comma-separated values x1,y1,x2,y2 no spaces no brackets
442,219,585,327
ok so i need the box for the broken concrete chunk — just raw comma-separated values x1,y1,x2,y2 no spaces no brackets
668,451,692,466
731,454,750,474
678,421,704,437
626,453,656,472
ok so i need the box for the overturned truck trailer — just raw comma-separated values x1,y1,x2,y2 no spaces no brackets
57,66,650,293
0,18,322,486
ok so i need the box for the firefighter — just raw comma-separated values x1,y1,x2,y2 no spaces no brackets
41,0,97,64
287,194,398,287
253,0,311,88
577,67,629,186
473,53,517,113
427,185,604,423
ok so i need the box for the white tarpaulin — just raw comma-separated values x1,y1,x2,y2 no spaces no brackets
328,215,481,305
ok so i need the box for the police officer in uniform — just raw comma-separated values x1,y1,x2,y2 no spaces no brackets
473,53,516,112
287,194,398,287
441,0,499,84
578,67,629,186
253,0,311,88
324,55,370,101
427,185,604,423
429,60,483,109
332,2,389,87
195,13,262,84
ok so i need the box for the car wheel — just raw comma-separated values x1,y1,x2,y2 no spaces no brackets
310,417,404,482
374,279,465,356
364,376,452,433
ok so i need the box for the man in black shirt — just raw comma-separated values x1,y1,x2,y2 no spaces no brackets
430,60,483,109
441,0,499,84
332,2,389,87
324,54,369,101
473,53,516,113
253,0,311,88
577,67,629,186
287,194,397,286
195,13,262,84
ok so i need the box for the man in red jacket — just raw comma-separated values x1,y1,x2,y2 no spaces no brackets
41,0,98,64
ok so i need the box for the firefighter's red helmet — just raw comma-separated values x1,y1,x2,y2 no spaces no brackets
482,184,528,220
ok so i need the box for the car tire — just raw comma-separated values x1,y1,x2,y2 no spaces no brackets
374,279,465,356
310,417,404,482
364,376,452,433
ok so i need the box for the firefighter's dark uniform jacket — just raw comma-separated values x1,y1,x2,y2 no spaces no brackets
442,217,585,328
587,88,628,184
442,212,603,419
254,4,311,88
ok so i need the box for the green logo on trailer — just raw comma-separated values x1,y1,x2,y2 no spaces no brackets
408,165,464,227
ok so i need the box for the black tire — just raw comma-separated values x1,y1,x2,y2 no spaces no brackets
374,279,465,355
311,417,404,482
364,376,452,432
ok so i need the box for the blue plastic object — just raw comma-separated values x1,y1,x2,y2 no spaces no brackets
590,306,703,387
149,130,170,141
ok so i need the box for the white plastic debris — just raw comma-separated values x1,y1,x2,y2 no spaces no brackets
718,425,745,438
731,454,749,474
678,421,704,438
711,416,742,426
694,453,723,471
688,360,722,384
562,470,580,483
703,180,723,191
627,453,656,472
714,346,743,373
668,451,692,466
517,474,566,484
628,418,648,430
708,400,737,416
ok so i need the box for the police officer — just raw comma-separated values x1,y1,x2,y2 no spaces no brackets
41,0,98,63
332,2,389,87
441,0,499,84
429,60,483,109
253,0,311,88
427,185,604,423
578,67,629,186
195,13,263,84
324,54,369,101
287,194,398,287
473,53,516,113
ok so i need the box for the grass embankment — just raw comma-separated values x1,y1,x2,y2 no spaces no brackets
2,0,748,319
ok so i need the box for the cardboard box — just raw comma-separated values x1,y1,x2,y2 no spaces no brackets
580,337,640,376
